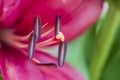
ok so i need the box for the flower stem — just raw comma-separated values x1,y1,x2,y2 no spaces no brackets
90,4,120,80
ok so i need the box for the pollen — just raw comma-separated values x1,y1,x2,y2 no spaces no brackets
56,32,65,42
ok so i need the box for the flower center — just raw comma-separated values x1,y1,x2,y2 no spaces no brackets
0,15,67,67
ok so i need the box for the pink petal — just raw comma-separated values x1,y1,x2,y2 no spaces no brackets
0,46,44,80
0,0,3,16
0,0,36,28
34,51,85,80
0,46,85,80
13,0,103,41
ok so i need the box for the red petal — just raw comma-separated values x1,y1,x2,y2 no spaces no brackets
13,0,103,41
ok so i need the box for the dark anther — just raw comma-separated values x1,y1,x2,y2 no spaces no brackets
28,16,41,59
34,16,41,42
28,34,36,59
55,15,61,35
28,15,67,68
55,15,67,67
37,63,57,68
58,41,67,67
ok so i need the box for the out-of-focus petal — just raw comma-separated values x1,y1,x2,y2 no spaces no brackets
0,45,44,80
0,45,85,80
13,0,103,41
0,0,3,16
0,0,37,28
34,51,85,80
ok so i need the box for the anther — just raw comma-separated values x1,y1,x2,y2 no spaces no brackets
34,16,41,42
37,63,57,68
28,34,36,59
58,41,67,67
55,15,61,35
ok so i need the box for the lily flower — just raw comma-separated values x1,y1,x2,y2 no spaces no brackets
0,0,103,80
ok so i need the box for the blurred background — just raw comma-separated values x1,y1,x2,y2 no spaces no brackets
66,1,120,80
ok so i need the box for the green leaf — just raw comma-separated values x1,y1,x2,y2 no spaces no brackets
79,23,99,64
90,4,120,80
101,49,120,80
101,25,120,80
67,36,90,80
107,0,120,10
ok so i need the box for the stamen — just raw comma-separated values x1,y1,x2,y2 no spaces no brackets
36,48,56,55
55,15,61,35
36,37,57,47
28,34,36,59
4,15,67,68
12,23,48,41
12,31,33,41
41,28,54,38
55,15,67,67
41,23,48,28
34,16,41,42
58,41,67,67
37,41,57,47
37,63,57,68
